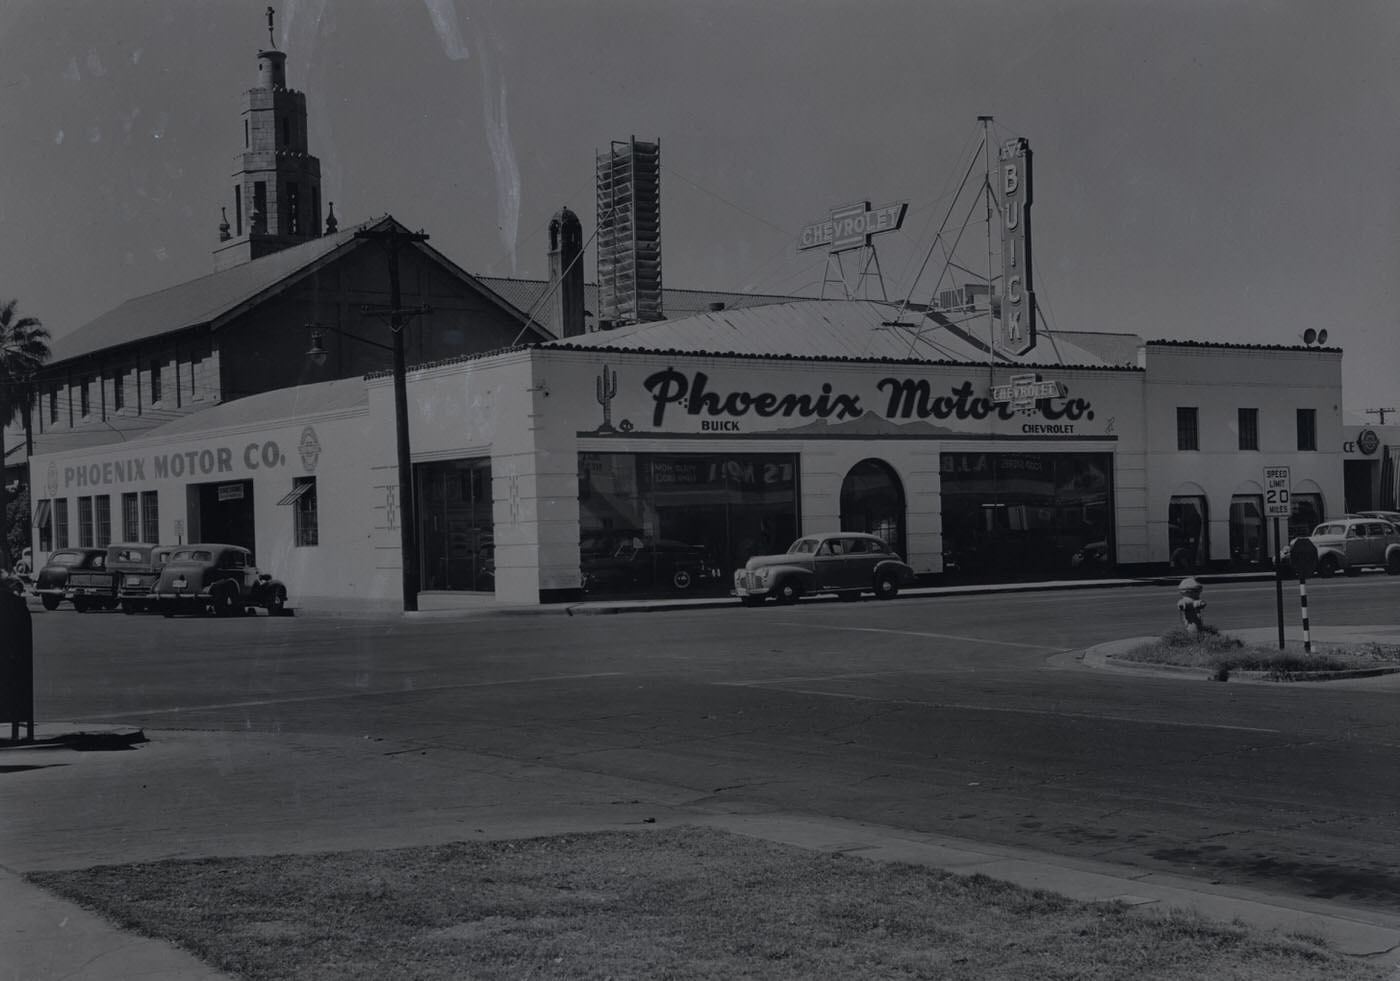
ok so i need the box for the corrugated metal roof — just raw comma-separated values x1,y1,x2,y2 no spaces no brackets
545,299,1136,368
473,277,805,332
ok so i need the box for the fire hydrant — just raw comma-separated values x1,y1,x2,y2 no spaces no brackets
1177,577,1207,638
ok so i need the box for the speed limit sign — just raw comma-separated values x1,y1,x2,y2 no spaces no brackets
1264,467,1291,517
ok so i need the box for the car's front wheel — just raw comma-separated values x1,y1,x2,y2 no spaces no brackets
72,597,89,613
1389,552,1400,576
40,595,60,611
672,569,693,590
775,580,802,605
1317,555,1340,578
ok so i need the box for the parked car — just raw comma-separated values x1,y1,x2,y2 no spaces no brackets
1289,518,1400,577
152,543,289,617
32,547,116,611
583,537,718,592
108,543,175,614
1352,509,1400,526
733,532,916,605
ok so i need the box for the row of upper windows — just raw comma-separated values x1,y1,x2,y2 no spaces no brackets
1176,407,1317,452
41,356,208,427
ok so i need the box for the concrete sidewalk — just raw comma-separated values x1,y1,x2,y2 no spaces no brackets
5,617,1400,978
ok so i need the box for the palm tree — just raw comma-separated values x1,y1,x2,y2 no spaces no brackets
1,299,50,569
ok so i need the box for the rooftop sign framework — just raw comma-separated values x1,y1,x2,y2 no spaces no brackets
800,201,908,253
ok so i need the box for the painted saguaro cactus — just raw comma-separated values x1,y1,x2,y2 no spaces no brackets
596,364,618,433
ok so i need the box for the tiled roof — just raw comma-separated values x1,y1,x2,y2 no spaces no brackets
545,299,1137,369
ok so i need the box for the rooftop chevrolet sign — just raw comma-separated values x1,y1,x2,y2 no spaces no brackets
800,200,908,252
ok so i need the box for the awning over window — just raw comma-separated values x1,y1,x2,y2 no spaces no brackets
32,499,51,528
276,483,314,506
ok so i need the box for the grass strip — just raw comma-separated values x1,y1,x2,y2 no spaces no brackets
26,826,1387,980
1114,629,1400,681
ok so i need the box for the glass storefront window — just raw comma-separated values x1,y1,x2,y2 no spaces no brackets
1229,495,1265,567
940,452,1114,578
1288,493,1324,541
579,452,799,597
417,458,494,592
1169,495,1209,570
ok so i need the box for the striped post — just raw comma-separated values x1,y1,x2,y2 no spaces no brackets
1298,579,1311,655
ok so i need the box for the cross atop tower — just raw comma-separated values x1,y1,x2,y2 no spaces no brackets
266,6,276,48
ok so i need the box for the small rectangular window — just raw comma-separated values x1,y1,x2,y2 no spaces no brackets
1176,407,1199,451
95,495,112,547
55,498,70,548
1297,408,1317,451
141,491,159,543
36,499,53,551
78,496,93,547
1238,408,1259,451
122,492,139,541
234,185,243,235
279,477,319,547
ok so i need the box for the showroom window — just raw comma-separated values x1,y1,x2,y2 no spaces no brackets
579,452,799,597
1288,492,1324,541
1168,495,1208,570
1228,494,1265,566
939,452,1114,578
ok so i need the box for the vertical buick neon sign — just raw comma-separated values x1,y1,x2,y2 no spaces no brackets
998,138,1036,357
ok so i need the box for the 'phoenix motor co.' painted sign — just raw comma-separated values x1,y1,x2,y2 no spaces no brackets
637,368,1094,435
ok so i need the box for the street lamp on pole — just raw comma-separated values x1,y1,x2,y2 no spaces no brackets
304,225,430,613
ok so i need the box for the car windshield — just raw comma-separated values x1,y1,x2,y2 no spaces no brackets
788,539,818,555
171,549,213,562
48,551,84,566
1312,523,1346,536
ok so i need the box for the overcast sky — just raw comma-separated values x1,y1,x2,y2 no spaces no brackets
1,0,1396,414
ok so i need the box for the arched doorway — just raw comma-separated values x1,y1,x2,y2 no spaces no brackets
1168,485,1209,571
840,458,906,558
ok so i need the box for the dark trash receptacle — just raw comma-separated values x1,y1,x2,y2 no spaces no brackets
1,579,34,742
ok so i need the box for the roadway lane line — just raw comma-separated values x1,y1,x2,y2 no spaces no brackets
718,682,1282,734
772,621,1054,650
87,671,628,718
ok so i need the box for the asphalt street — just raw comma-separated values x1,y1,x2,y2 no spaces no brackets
11,575,1400,912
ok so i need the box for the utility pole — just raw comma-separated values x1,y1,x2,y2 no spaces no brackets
1365,407,1397,426
356,226,430,612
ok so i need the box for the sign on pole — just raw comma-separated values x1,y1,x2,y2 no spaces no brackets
1265,466,1291,649
1264,467,1291,518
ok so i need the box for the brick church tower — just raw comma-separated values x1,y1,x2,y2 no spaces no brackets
214,12,328,270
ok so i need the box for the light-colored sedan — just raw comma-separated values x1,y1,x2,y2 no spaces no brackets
733,532,917,606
